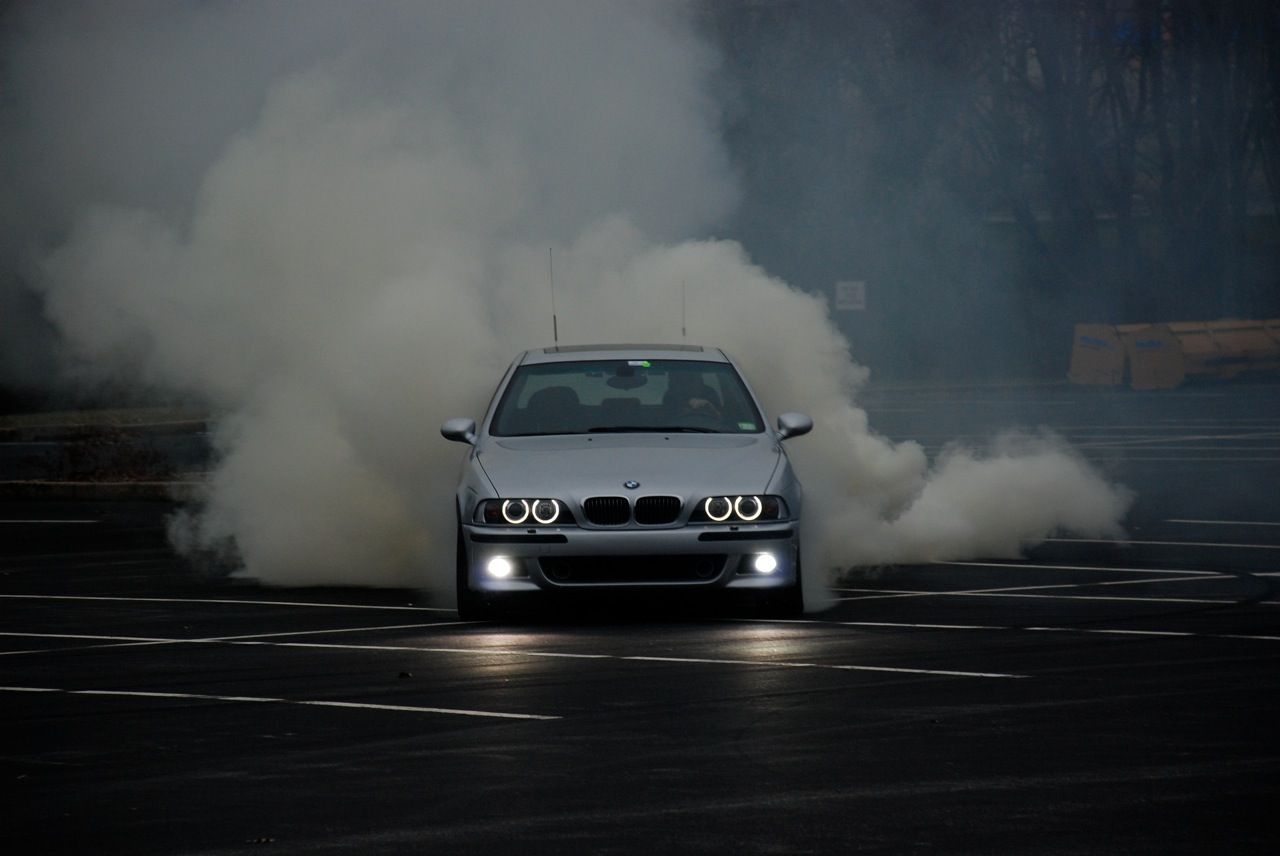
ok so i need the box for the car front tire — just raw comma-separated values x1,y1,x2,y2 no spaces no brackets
455,521,493,621
759,544,804,617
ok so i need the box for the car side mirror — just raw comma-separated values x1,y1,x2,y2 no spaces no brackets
441,417,478,445
776,411,813,441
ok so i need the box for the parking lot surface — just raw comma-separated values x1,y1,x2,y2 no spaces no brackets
3,382,1278,854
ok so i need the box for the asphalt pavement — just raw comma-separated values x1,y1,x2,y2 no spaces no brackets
2,380,1277,854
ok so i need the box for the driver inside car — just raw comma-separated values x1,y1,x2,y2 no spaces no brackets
664,371,722,419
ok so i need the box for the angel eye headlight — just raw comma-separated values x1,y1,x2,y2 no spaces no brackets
501,499,530,524
734,495,763,521
704,496,732,522
531,499,560,524
693,494,787,523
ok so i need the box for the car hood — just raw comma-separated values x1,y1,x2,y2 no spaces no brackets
475,433,782,498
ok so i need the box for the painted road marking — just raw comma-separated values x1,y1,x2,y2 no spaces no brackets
1073,430,1280,449
620,655,1021,679
261,643,1027,679
917,452,1280,461
203,622,481,641
756,619,1280,643
0,622,479,656
934,560,1218,576
1166,519,1280,527
0,685,559,720
835,569,1277,605
0,519,100,524
1045,537,1280,550
0,631,1025,679
1080,452,1280,460
839,573,1228,593
0,593,456,612
840,573,1227,595
836,588,1269,606
1069,446,1280,451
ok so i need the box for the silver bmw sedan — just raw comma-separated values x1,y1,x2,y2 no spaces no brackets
441,344,812,619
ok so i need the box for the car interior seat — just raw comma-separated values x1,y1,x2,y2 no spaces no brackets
524,385,581,434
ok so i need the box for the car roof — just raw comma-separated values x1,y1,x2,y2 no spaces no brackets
519,344,729,365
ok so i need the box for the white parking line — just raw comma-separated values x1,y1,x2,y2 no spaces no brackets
0,685,560,720
619,655,1021,679
1045,537,1280,550
1085,452,1280,460
934,560,1218,576
917,452,1280,461
0,519,100,524
0,623,478,656
835,569,1274,604
204,622,480,641
757,619,1280,643
837,573,1227,598
1033,421,1279,430
0,593,457,612
1073,430,1280,449
1070,446,1280,451
265,642,1024,678
0,631,1025,679
837,588,1267,605
0,631,162,643
1166,519,1280,527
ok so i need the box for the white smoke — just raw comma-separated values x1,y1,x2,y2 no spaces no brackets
5,2,1131,600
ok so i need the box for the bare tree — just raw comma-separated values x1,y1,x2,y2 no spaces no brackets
707,0,1278,376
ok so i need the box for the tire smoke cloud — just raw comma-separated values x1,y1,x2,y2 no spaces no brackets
3,2,1131,601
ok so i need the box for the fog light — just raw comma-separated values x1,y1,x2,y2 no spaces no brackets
486,556,514,579
753,552,778,574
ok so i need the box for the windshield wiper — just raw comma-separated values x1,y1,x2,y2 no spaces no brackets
587,425,718,433
506,431,588,436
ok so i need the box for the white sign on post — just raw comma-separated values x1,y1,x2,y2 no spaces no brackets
834,280,866,311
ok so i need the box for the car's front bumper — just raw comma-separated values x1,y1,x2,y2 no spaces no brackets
462,522,799,593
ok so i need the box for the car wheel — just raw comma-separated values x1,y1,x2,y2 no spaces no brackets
455,521,493,621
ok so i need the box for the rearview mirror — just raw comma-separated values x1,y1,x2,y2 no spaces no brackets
776,412,813,441
441,417,477,445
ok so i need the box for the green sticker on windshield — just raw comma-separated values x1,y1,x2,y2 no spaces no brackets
627,360,652,368
738,421,756,430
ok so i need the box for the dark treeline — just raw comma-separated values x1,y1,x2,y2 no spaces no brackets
703,0,1280,379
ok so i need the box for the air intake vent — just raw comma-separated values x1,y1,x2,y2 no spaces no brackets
635,496,681,525
540,554,726,584
583,496,630,526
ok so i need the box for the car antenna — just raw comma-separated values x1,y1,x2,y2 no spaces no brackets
549,247,559,346
681,279,687,342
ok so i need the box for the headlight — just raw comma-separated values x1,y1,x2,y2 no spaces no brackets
704,496,732,522
691,495,788,523
486,556,515,578
502,499,529,524
532,499,560,524
734,495,762,521
479,498,568,525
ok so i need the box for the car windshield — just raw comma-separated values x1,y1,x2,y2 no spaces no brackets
490,359,765,437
